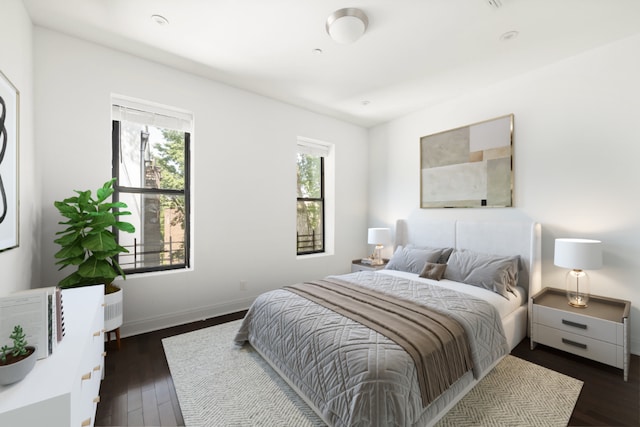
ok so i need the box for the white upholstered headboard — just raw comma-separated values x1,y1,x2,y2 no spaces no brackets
395,219,541,297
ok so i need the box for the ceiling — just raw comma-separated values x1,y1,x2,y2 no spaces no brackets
23,0,640,127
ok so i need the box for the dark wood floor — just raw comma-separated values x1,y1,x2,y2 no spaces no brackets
96,312,639,426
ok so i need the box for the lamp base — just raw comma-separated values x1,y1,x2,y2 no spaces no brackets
371,244,384,266
566,269,590,309
568,300,588,308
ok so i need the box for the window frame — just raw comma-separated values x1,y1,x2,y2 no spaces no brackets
296,153,325,255
296,136,334,257
111,119,192,274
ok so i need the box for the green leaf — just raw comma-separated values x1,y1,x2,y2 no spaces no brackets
54,202,78,215
112,258,126,279
55,225,84,235
82,231,117,252
78,257,117,281
114,244,129,254
88,212,116,229
115,221,135,233
58,271,84,288
53,232,82,247
62,196,79,204
54,242,85,259
55,256,85,267
98,202,127,212
76,190,92,212
96,179,116,203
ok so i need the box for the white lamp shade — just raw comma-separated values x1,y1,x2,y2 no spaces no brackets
554,238,602,270
368,228,390,245
326,8,368,44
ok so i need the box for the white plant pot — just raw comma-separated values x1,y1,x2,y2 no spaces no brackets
0,346,37,385
104,287,123,332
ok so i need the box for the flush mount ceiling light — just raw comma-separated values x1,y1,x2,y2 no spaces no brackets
326,8,368,44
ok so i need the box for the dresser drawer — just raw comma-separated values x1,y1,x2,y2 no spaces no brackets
533,304,621,344
533,324,623,368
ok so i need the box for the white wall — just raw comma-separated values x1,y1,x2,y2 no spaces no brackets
368,34,640,354
0,0,39,295
34,28,369,336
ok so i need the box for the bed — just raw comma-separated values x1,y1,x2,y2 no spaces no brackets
235,218,541,426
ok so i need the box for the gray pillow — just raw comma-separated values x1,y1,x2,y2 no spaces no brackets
443,250,519,299
437,247,454,264
385,245,447,274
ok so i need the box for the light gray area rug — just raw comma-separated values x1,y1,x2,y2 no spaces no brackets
162,319,583,427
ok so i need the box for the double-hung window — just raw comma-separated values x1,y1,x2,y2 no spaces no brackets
296,138,332,255
111,97,192,273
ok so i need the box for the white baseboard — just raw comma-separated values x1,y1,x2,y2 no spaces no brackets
119,296,255,338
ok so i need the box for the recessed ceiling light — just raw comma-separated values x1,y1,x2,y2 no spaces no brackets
151,14,169,26
361,100,371,106
500,30,519,41
312,48,323,54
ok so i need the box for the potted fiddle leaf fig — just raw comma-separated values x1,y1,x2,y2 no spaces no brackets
54,178,135,332
0,325,37,385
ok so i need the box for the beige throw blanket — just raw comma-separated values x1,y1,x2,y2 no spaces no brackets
285,278,473,406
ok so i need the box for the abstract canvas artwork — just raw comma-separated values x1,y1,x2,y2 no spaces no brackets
420,114,513,208
0,70,19,251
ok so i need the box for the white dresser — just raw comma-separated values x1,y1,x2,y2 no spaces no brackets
0,286,105,426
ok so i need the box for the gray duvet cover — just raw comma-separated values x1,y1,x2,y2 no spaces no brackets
234,271,509,426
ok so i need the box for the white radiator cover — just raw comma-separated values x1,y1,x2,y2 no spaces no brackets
104,288,123,331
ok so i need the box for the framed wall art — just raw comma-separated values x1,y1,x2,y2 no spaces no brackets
0,70,19,251
420,114,513,208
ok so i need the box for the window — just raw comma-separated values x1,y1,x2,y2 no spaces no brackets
111,98,192,274
296,139,331,255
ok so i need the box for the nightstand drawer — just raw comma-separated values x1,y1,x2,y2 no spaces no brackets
533,324,623,368
533,304,621,345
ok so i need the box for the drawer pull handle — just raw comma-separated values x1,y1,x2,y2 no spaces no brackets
94,396,101,403
93,330,102,337
562,338,587,349
102,351,107,357
562,319,587,329
81,418,91,426
81,372,92,381
93,365,101,372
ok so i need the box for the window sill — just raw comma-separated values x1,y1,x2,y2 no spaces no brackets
296,252,333,260
121,266,193,281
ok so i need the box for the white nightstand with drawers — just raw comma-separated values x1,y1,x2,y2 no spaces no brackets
351,259,388,272
530,287,630,381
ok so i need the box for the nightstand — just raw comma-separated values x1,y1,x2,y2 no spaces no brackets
530,287,630,381
351,259,388,272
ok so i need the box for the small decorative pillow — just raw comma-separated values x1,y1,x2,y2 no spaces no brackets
419,262,447,281
443,249,519,299
385,245,443,274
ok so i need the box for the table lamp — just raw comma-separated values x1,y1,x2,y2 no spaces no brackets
367,228,391,266
554,238,602,308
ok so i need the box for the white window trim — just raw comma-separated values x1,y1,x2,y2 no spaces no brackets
111,94,195,273
296,137,335,258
